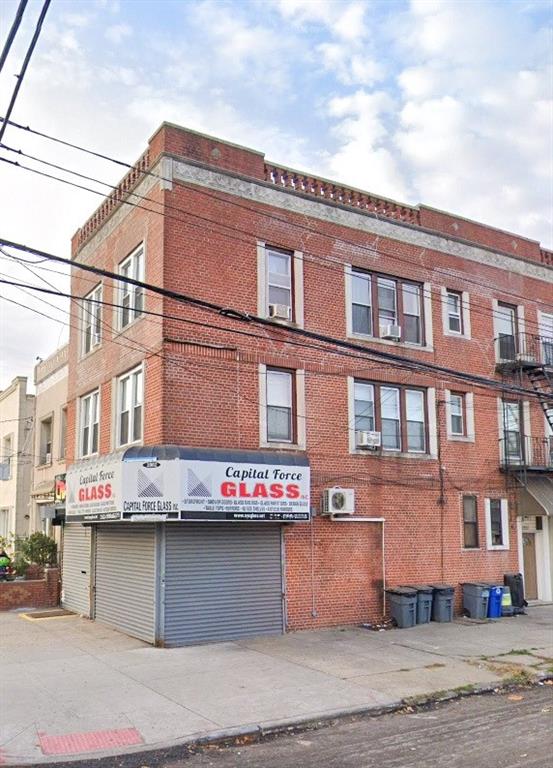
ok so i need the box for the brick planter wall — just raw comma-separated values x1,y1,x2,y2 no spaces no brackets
0,567,60,611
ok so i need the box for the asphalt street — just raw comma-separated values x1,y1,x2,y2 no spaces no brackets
161,686,553,768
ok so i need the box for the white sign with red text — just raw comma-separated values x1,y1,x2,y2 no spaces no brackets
181,460,310,521
66,453,122,521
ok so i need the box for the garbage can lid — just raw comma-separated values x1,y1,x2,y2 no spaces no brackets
386,587,417,596
429,584,455,593
401,584,433,593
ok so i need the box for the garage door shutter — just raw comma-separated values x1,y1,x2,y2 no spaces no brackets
94,524,156,643
61,524,92,616
164,524,283,646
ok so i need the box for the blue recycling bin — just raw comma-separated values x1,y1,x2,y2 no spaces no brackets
487,585,503,618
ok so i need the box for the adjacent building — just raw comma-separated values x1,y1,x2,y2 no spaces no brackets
61,123,553,645
31,345,68,543
0,377,35,542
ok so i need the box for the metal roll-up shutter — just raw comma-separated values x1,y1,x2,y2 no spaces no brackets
164,524,283,646
61,524,92,616
94,524,156,643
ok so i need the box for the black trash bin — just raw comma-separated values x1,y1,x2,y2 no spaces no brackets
386,588,417,628
401,585,433,624
461,582,489,619
504,573,527,609
430,584,455,622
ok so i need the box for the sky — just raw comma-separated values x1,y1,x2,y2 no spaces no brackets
0,0,552,389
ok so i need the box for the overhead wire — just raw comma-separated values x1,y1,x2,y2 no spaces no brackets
0,0,29,73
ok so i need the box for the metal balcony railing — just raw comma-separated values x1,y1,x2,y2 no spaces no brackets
495,333,553,368
500,435,553,472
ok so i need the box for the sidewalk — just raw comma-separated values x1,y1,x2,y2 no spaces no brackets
1,606,552,765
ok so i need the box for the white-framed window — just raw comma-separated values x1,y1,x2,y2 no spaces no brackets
441,288,471,339
0,508,9,540
81,284,102,355
485,498,509,550
79,390,99,457
257,242,304,326
259,364,306,449
116,366,144,447
445,390,475,442
39,415,53,465
119,245,145,329
59,407,67,460
353,381,427,453
1,434,13,480
462,495,479,549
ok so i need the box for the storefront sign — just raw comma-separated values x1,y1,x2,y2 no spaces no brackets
121,458,181,520
180,459,310,521
54,474,66,504
66,454,121,521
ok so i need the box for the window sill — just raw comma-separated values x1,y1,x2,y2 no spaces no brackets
448,435,475,443
443,330,471,340
263,315,304,329
36,461,53,469
260,441,306,452
349,333,433,353
350,449,437,460
79,344,102,361
114,440,143,452
79,452,99,460
487,545,509,551
461,547,482,552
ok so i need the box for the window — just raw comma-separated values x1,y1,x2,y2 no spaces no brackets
446,291,462,334
81,284,102,354
267,248,292,317
39,417,53,465
485,498,509,549
496,302,518,360
502,400,523,462
59,407,67,460
350,268,425,345
117,367,143,447
462,495,479,548
80,390,99,457
266,369,293,443
0,508,9,540
540,312,553,366
119,245,144,329
1,435,12,480
450,393,465,436
353,380,428,453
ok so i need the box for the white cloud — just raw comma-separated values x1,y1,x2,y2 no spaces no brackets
105,23,132,44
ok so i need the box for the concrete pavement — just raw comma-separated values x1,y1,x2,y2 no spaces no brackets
1,606,552,765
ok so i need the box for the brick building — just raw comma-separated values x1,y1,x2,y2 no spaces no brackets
61,123,553,645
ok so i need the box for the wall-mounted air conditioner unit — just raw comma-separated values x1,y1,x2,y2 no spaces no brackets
381,324,401,341
356,430,381,450
269,303,291,321
322,488,355,516
516,352,536,364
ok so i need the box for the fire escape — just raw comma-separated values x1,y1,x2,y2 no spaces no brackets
495,332,553,494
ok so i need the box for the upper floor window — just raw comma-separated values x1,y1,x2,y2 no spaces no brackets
82,284,102,355
496,302,518,360
350,269,424,345
267,248,292,320
39,416,53,465
119,245,144,329
117,367,143,447
462,495,479,549
59,407,67,460
266,368,294,443
0,508,9,539
353,380,427,453
502,399,523,462
485,498,509,550
450,393,465,436
80,390,99,457
446,291,462,334
1,434,12,480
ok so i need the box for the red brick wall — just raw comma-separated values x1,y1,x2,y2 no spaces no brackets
0,568,60,611
66,125,551,630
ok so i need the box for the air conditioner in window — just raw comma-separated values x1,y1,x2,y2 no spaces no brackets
322,488,355,516
381,324,401,341
356,430,381,450
269,303,291,321
516,352,536,364
45,452,52,465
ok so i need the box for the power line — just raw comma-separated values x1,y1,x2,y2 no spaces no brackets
0,127,551,326
0,0,50,144
1,237,546,401
0,0,28,73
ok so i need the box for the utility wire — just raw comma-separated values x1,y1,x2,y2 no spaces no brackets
0,0,50,144
0,125,551,322
0,0,28,73
0,239,544,401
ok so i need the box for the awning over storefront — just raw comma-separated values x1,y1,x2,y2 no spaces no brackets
519,477,553,516
66,446,310,523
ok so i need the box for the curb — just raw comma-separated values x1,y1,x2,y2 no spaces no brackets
12,673,553,768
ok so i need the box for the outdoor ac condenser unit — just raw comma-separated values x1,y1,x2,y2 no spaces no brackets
322,488,355,515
